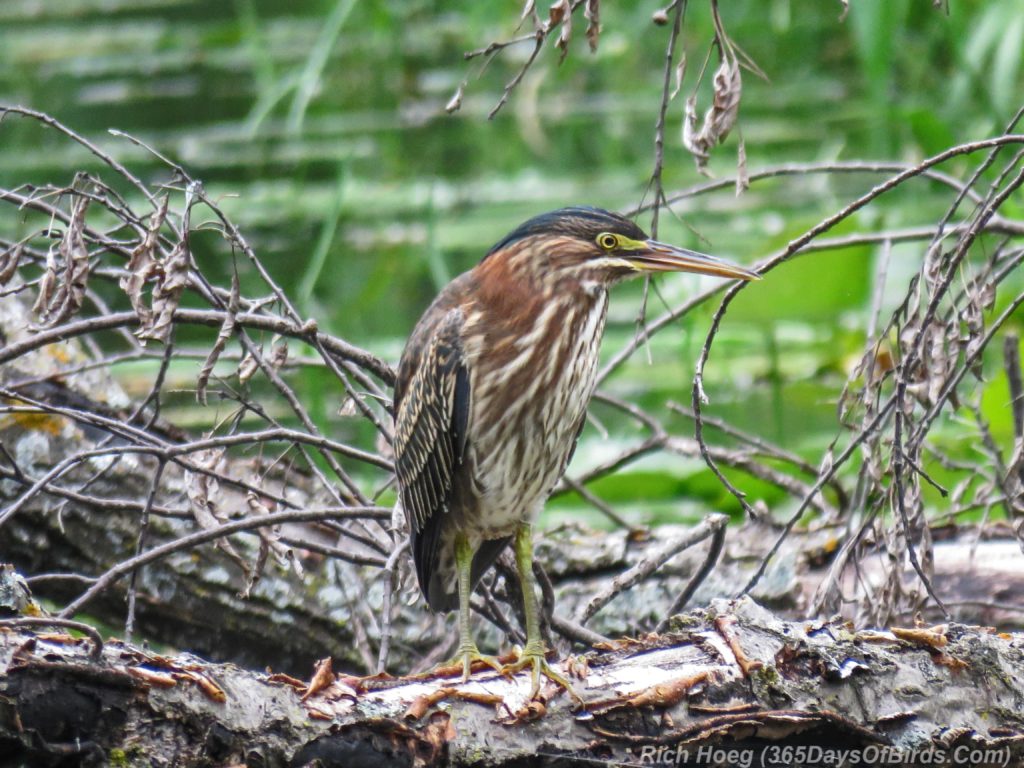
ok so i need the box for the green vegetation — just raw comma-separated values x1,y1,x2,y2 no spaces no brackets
1,0,1021,529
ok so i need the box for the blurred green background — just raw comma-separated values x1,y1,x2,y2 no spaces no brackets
2,0,1022,526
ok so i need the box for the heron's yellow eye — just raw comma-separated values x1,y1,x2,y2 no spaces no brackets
597,233,618,250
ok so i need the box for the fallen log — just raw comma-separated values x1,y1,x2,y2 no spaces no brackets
2,598,1022,767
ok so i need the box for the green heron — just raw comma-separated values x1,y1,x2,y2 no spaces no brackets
394,206,758,698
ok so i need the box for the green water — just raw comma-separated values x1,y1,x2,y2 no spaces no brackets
2,0,1022,525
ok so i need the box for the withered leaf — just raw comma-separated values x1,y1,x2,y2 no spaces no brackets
137,238,189,344
405,687,456,721
197,267,240,405
32,195,90,328
185,449,251,580
584,0,600,52
553,0,572,61
266,672,307,689
547,0,568,28
681,2,744,175
736,135,749,194
238,351,260,385
179,670,227,702
445,84,465,114
270,339,289,370
301,657,336,701
196,312,236,406
890,625,948,649
127,666,178,688
627,671,709,708
0,243,23,286
121,196,169,330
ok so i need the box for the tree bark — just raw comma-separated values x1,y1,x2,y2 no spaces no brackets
5,476,1023,678
2,597,1023,768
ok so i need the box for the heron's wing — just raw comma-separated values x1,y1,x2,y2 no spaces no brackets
560,412,587,475
394,308,470,600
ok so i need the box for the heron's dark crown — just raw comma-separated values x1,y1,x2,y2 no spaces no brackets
484,206,648,260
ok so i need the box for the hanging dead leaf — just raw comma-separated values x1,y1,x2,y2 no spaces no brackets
681,2,745,176
445,83,465,114
584,0,600,52
736,135,749,194
0,243,23,286
547,0,569,28
197,268,240,405
270,338,289,370
121,196,169,330
185,449,251,580
238,350,260,385
32,195,90,328
138,237,189,344
553,0,572,61
197,312,236,405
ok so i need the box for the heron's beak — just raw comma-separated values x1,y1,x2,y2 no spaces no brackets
629,239,760,281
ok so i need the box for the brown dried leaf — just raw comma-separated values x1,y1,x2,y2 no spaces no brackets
682,94,706,167
681,3,743,174
890,625,948,650
669,52,687,102
553,0,572,61
120,196,168,329
584,0,600,52
684,57,742,169
404,687,456,721
547,0,568,28
35,632,78,645
0,243,23,286
179,670,227,703
301,657,336,701
127,665,178,688
933,653,968,671
185,449,250,579
186,449,227,527
627,671,709,708
196,312,236,406
32,196,90,328
565,654,590,680
244,490,300,587
138,237,189,344
266,672,307,690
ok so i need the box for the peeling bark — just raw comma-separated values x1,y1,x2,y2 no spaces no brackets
5,479,1023,679
2,598,1023,767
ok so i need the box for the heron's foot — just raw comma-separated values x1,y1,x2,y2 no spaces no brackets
501,642,583,703
438,643,504,682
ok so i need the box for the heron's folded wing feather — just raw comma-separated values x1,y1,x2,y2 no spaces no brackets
394,308,470,535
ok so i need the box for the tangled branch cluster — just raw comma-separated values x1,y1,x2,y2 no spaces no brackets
685,126,1024,625
2,70,1024,677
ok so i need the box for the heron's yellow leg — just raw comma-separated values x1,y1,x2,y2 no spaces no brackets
449,532,503,679
500,523,582,702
